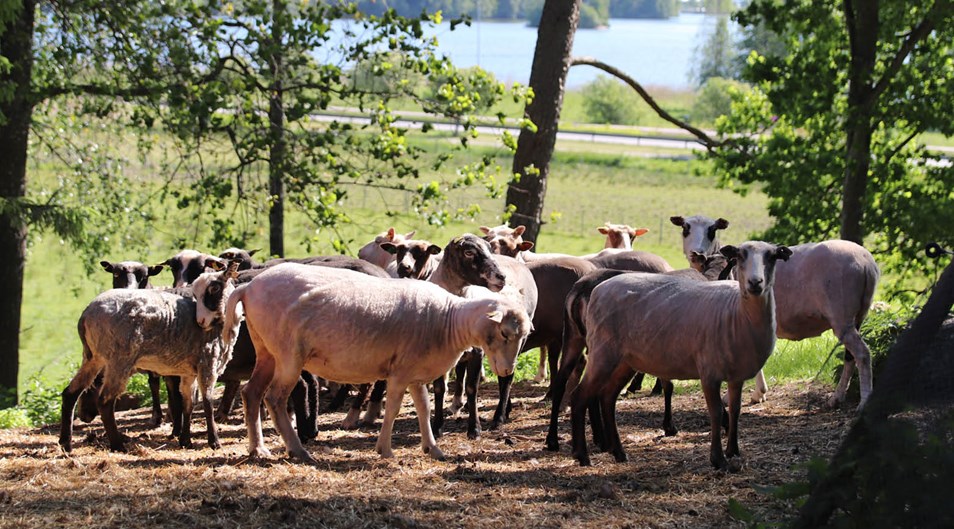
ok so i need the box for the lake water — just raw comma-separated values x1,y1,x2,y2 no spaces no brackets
425,13,727,89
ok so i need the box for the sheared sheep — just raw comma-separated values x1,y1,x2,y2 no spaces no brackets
570,241,791,469
225,263,532,462
358,227,416,269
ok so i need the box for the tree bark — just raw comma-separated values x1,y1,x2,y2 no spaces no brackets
505,0,581,245
0,0,36,407
839,0,878,244
268,0,286,257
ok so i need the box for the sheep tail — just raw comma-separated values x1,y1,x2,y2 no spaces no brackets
223,283,247,346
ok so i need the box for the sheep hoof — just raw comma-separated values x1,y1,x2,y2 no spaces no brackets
108,443,128,453
532,374,546,384
575,454,591,467
291,450,318,466
826,395,844,409
208,439,221,450
750,392,766,404
425,446,446,461
249,446,272,459
663,426,678,437
376,446,394,459
545,438,560,452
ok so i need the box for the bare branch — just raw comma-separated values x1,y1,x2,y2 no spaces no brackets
569,56,724,150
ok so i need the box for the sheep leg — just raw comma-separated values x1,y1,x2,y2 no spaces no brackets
376,381,408,459
97,394,126,453
570,376,597,466
489,373,514,430
701,378,728,470
662,380,678,436
649,377,663,396
409,383,445,461
242,349,276,459
342,383,371,430
197,376,220,449
725,381,743,462
533,346,547,383
215,380,240,422
290,376,316,442
541,341,562,401
430,375,447,438
464,349,483,439
146,371,164,427
833,328,872,409
59,360,103,452
750,369,768,403
561,354,587,412
449,358,467,415
266,374,315,464
176,376,196,449
166,376,183,438
601,363,637,463
545,334,585,451
360,380,387,427
304,371,320,429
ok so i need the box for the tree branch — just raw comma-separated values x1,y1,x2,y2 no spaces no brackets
871,3,954,100
569,56,724,150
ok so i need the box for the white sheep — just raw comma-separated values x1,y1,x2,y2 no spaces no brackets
570,241,792,469
671,215,880,408
358,227,416,269
59,263,240,453
224,263,532,463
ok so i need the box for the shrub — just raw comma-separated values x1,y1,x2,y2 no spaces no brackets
580,75,645,125
0,408,32,429
690,77,749,125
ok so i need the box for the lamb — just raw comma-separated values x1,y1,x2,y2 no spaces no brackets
225,263,532,462
358,227,416,269
672,215,880,408
570,241,792,469
59,262,241,453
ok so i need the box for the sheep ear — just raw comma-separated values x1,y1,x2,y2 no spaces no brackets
597,227,609,235
248,248,260,257
100,261,114,273
689,251,706,264
219,251,236,259
205,257,227,271
148,265,164,276
225,260,240,279
479,226,491,235
715,218,730,230
633,228,649,237
380,242,398,254
670,216,685,227
775,245,793,261
404,230,415,239
513,225,526,236
387,227,396,239
486,310,504,323
518,241,534,251
427,244,442,255
720,245,740,260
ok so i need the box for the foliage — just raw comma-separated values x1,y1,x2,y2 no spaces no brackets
18,374,61,427
609,0,679,19
351,0,678,20
0,407,30,428
690,16,738,86
578,0,609,29
690,76,748,124
579,75,644,125
705,1,954,300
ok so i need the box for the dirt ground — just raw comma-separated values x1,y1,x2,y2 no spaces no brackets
0,380,853,528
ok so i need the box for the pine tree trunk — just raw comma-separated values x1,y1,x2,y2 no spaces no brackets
0,0,36,407
268,0,286,257
839,0,878,244
505,0,581,245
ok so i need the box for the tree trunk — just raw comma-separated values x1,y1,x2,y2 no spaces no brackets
268,0,286,257
505,0,581,245
839,0,878,244
0,0,36,407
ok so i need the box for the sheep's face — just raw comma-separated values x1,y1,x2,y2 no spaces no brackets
671,215,729,262
479,300,532,377
597,223,648,250
480,225,534,258
193,263,239,330
100,260,163,289
165,250,227,288
381,239,441,279
721,241,791,297
448,234,507,292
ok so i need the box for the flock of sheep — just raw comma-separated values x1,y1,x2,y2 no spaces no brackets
57,215,880,472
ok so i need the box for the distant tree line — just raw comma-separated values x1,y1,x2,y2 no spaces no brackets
352,0,680,28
